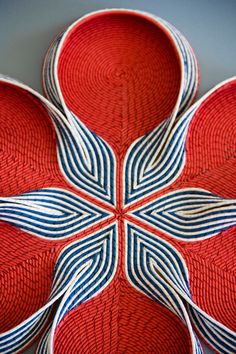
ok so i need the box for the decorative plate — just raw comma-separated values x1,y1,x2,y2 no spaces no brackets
0,9,235,354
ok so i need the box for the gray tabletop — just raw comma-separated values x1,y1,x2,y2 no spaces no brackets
0,0,235,353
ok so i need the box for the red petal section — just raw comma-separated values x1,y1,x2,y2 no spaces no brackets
54,276,192,353
0,223,65,273
172,156,236,200
179,80,236,196
58,11,181,153
0,81,63,196
180,228,236,332
0,228,61,332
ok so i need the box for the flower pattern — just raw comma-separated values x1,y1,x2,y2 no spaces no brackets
0,9,236,354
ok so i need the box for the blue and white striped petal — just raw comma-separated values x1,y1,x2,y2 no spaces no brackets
189,306,236,354
36,222,118,354
0,188,111,239
131,188,236,241
124,107,197,206
0,223,117,354
125,222,236,353
125,222,203,354
0,308,51,354
46,107,116,207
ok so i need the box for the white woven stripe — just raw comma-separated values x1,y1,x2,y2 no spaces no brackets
123,104,199,205
131,187,236,241
0,188,111,239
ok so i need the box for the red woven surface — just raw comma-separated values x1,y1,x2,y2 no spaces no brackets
0,82,59,195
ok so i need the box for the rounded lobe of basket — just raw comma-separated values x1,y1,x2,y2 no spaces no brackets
179,80,236,196
53,276,192,354
0,81,62,196
57,10,182,153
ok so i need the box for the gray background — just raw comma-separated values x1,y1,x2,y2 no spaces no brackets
0,0,235,353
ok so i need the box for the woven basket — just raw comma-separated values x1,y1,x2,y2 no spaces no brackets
0,8,235,354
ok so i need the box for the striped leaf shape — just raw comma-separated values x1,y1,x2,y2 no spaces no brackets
0,309,51,354
132,188,236,240
126,222,236,353
189,307,236,354
37,223,118,353
124,108,197,205
0,188,110,239
125,222,203,354
48,109,116,206
0,223,117,354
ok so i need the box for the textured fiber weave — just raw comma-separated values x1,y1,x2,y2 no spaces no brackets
0,8,235,354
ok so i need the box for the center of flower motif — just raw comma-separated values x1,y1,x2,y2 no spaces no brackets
114,208,126,219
